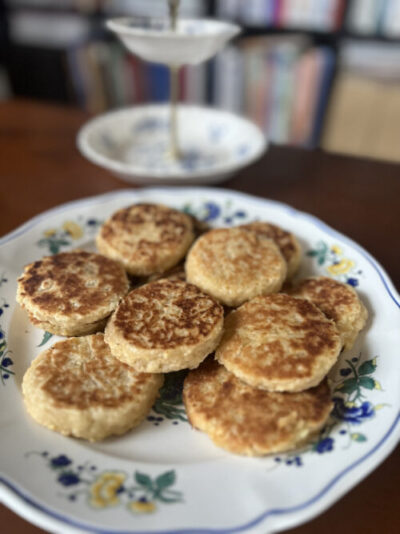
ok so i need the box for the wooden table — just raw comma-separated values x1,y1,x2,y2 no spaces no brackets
0,99,399,534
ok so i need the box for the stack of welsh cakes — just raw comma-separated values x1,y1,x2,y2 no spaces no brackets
17,203,368,454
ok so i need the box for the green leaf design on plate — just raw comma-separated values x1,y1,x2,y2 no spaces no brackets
155,470,175,490
358,359,377,376
358,376,375,390
156,492,182,503
350,433,367,442
27,452,183,511
306,241,328,265
337,377,358,394
38,331,53,347
135,472,153,489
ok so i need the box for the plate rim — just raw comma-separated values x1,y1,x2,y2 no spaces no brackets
1,186,400,534
106,17,242,41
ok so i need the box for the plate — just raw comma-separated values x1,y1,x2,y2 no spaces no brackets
106,18,241,65
77,104,267,185
0,187,399,534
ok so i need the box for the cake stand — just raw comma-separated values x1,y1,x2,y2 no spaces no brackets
77,3,267,185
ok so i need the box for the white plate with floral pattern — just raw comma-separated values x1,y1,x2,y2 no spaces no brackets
77,105,267,185
0,187,399,534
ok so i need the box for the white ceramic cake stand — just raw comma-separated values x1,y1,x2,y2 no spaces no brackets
77,104,267,185
106,17,241,65
78,13,266,184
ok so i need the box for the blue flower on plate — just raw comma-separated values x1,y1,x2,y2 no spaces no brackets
332,397,375,424
209,124,227,143
346,277,359,287
134,118,167,134
314,437,334,453
51,454,72,468
180,150,206,172
202,202,221,222
57,472,80,486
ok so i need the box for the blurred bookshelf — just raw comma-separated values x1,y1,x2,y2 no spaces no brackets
1,0,400,162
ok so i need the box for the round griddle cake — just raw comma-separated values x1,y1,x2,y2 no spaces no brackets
290,276,368,350
216,293,341,392
104,279,224,373
185,228,287,307
96,203,195,276
22,334,163,441
239,221,302,279
183,359,333,456
17,250,129,336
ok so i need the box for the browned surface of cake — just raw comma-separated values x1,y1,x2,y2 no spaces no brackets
290,276,368,350
17,250,129,335
240,221,301,278
96,203,195,276
185,227,287,307
22,333,163,441
216,293,341,392
183,359,333,456
104,279,224,372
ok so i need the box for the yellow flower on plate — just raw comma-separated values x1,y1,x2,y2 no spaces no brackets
62,221,83,239
129,500,156,514
89,472,126,508
326,259,354,275
44,229,56,237
331,245,342,255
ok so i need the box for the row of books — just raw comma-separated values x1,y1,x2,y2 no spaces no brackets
66,40,207,113
347,0,400,38
213,35,335,147
63,34,335,150
216,0,346,32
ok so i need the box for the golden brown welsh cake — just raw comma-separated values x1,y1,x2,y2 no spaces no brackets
290,276,368,350
183,359,333,456
216,293,341,392
104,279,224,373
17,251,129,336
185,227,287,307
22,334,163,441
239,221,302,279
96,203,195,276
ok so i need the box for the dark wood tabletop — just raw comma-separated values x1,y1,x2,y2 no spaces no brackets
0,99,399,534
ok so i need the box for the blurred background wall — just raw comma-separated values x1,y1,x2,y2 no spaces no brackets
1,0,400,163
